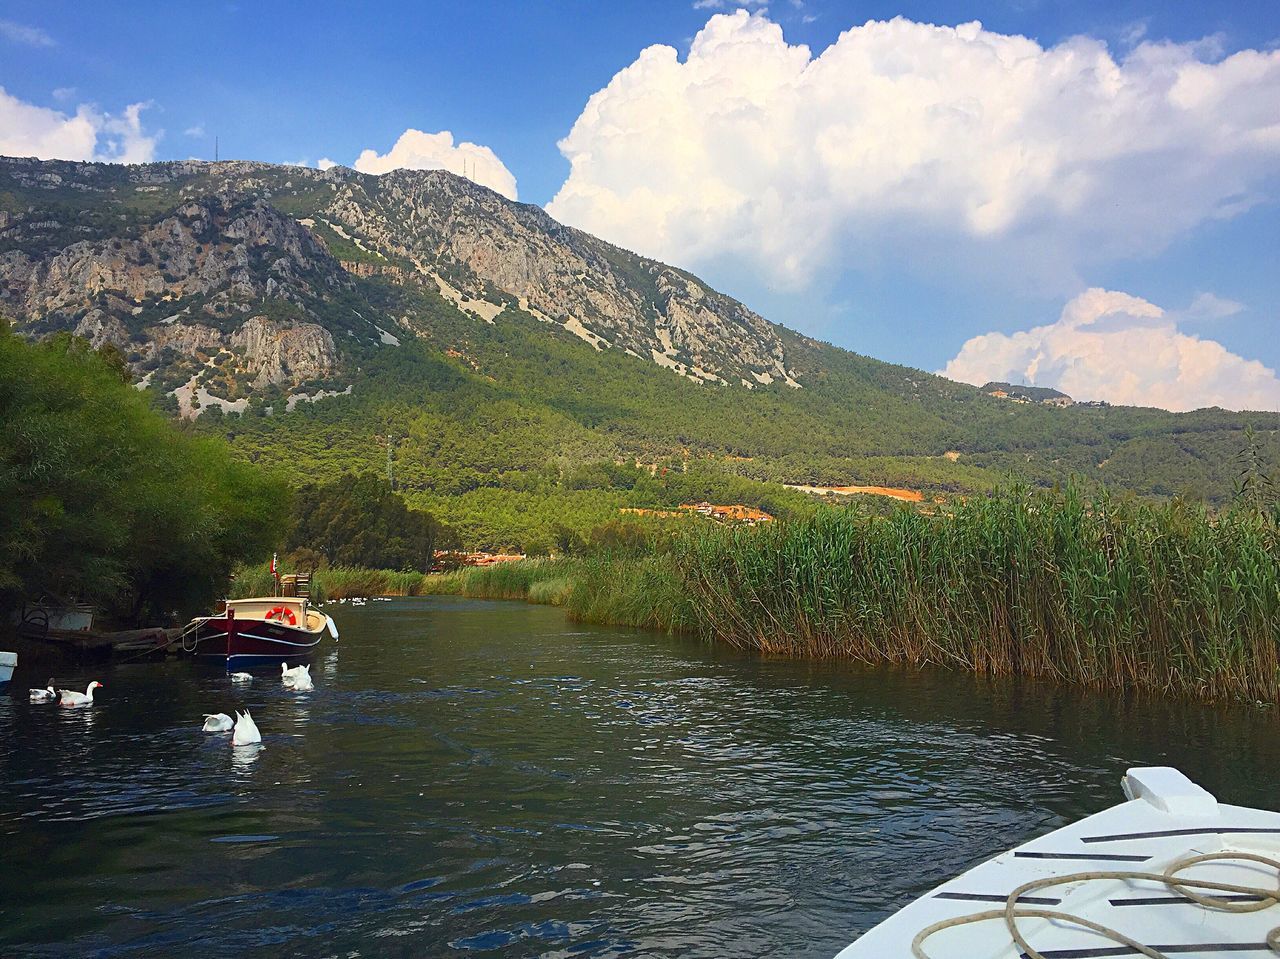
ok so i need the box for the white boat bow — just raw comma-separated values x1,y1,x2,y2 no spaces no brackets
835,767,1280,959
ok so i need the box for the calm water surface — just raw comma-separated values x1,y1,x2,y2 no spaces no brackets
1,597,1277,958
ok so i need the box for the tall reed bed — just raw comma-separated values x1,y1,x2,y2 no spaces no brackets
426,559,573,602
679,487,1280,701
563,556,693,632
424,557,691,632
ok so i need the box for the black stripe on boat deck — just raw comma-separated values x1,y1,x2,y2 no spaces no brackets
1081,826,1280,844
1109,893,1268,906
933,892,1062,905
1014,851,1151,862
1021,943,1271,958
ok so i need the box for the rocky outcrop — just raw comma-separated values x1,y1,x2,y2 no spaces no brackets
318,168,804,386
230,316,337,388
5,197,343,321
148,321,223,356
0,183,352,401
73,310,130,350
0,155,807,396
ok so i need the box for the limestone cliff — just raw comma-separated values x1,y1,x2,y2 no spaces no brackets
0,155,808,408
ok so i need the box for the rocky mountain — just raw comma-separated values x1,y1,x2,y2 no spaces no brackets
3,155,1277,536
0,155,805,413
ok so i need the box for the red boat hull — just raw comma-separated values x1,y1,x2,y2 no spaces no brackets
188,614,323,670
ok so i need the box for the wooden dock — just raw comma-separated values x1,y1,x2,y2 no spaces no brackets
17,625,180,657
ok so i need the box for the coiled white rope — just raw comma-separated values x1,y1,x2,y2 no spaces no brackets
911,850,1280,959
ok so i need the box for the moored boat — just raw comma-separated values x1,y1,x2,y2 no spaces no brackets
182,597,338,671
0,650,15,691
834,767,1280,959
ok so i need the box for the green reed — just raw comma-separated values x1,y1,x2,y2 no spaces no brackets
425,559,572,601
678,485,1280,701
425,557,691,632
235,486,1278,701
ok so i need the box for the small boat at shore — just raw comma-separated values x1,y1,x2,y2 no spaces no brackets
182,597,337,671
834,767,1280,959
0,650,15,692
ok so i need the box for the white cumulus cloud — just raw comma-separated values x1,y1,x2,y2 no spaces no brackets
547,12,1280,290
0,87,158,163
941,288,1280,412
352,129,517,200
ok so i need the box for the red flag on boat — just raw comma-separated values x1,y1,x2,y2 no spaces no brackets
270,553,277,576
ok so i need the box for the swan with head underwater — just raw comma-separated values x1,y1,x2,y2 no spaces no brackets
59,681,103,707
231,710,261,746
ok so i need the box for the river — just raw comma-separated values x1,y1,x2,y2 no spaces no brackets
1,597,1277,958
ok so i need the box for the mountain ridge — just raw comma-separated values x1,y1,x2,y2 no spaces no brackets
0,155,812,395
2,154,1278,548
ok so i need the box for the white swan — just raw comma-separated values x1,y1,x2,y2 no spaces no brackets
229,672,253,683
231,710,261,746
59,681,102,707
29,679,57,702
281,662,307,687
289,664,314,692
202,713,234,733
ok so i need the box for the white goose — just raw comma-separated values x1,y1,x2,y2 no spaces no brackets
231,710,261,746
29,679,57,703
229,672,253,683
59,681,103,707
202,712,234,733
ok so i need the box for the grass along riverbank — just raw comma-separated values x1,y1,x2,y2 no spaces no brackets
425,557,692,632
233,486,1280,702
229,565,430,603
431,486,1280,703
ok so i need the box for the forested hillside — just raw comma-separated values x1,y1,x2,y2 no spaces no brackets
2,155,1277,550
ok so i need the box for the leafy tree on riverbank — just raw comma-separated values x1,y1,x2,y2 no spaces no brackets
287,473,448,571
0,323,288,624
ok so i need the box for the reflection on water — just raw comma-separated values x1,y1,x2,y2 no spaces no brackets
1,597,1277,958
230,742,264,774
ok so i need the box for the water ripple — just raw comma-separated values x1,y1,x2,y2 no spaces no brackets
1,598,1278,958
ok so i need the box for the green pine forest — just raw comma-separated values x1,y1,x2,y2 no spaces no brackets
187,272,1280,552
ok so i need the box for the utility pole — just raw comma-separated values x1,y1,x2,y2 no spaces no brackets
215,136,219,163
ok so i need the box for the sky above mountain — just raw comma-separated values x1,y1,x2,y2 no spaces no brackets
2,0,1278,411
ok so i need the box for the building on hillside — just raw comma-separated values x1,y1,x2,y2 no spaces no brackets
982,381,1074,406
432,551,526,572
679,502,774,524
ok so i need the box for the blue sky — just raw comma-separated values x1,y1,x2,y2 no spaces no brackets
2,1,1279,409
